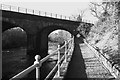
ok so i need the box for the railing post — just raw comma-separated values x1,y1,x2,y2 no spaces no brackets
1,4,2,10
65,41,67,63
33,10,34,15
45,12,47,16
65,16,66,19
10,5,11,11
39,11,41,16
51,13,52,17
56,14,57,18
57,45,60,77
18,7,20,12
26,8,27,14
69,17,71,20
34,55,41,80
61,15,62,19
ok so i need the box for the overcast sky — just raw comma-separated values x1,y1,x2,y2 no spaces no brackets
1,0,102,23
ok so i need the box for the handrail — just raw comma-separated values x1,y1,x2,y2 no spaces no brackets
40,38,72,64
9,55,41,80
10,64,37,80
10,36,74,80
45,53,65,79
45,39,74,79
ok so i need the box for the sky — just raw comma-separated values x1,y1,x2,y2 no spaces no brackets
1,0,102,23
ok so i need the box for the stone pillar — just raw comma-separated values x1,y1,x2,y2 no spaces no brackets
37,34,48,58
36,30,49,58
27,34,37,56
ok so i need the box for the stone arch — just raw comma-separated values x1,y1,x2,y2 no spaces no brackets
2,21,32,56
36,25,74,58
2,21,27,33
2,21,18,32
3,20,34,50
2,22,27,48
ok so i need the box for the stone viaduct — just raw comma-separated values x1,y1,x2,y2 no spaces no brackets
2,10,93,58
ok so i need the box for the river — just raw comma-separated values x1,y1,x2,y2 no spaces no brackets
2,43,63,80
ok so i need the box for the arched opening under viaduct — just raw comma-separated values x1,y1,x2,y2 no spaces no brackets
36,25,74,58
36,27,73,79
2,26,27,79
48,29,72,60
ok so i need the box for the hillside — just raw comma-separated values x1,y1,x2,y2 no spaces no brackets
86,1,120,71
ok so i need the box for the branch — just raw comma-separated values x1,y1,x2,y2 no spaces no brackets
89,4,101,19
91,11,101,19
77,9,86,18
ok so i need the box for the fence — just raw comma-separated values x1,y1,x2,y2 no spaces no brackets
84,39,120,79
0,4,94,24
9,36,74,80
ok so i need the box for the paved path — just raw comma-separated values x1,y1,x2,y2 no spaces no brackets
80,43,114,79
63,38,114,80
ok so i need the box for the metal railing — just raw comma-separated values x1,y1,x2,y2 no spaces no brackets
0,4,72,20
0,4,94,24
9,36,74,80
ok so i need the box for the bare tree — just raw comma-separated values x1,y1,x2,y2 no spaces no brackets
71,9,86,21
89,2,101,19
89,1,112,19
77,10,86,21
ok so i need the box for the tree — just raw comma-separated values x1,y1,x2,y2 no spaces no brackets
89,1,112,20
71,9,86,21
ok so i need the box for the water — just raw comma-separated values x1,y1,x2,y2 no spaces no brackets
2,45,61,80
